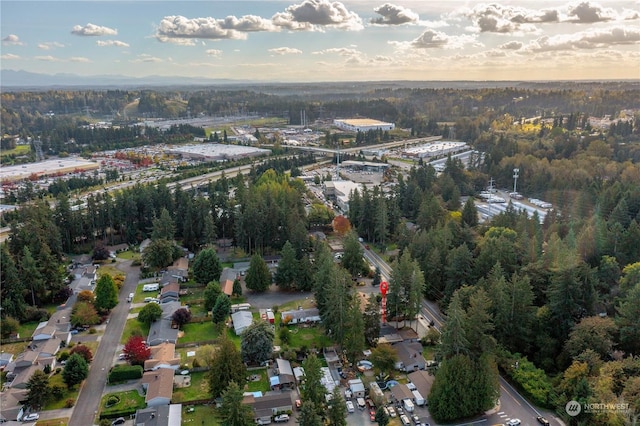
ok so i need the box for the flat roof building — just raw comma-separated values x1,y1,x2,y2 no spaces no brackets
334,118,395,133
167,143,270,161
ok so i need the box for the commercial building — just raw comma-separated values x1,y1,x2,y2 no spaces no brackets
0,158,99,183
167,143,270,161
402,141,467,159
333,118,395,132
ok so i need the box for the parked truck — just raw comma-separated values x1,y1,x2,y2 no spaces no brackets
402,398,415,413
411,390,426,406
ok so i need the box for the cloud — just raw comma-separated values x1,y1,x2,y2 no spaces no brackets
371,3,419,25
96,40,130,47
205,49,223,57
407,29,481,49
130,54,162,63
35,55,63,62
269,47,303,55
155,14,276,43
500,41,524,50
567,2,616,23
2,34,24,45
525,26,640,52
220,15,278,32
71,23,118,36
70,57,91,63
312,47,360,56
38,42,65,50
1,53,21,60
272,0,363,31
459,3,556,34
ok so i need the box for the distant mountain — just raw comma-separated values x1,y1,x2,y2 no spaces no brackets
0,69,253,89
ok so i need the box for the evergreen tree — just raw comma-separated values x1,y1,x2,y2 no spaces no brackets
207,335,246,398
232,278,242,297
204,281,222,312
300,354,326,416
62,353,89,389
240,321,274,365
219,381,254,426
151,208,176,240
20,246,44,306
275,241,297,290
94,275,118,312
363,293,381,346
192,247,222,285
461,197,479,227
212,294,231,324
1,245,26,319
341,231,365,277
245,254,271,292
326,386,347,426
26,370,51,410
298,401,323,426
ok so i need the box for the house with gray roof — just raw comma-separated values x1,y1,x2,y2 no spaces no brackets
134,404,182,426
245,391,293,424
269,358,295,390
148,302,182,346
393,341,426,372
231,311,253,335
280,308,321,325
0,389,26,422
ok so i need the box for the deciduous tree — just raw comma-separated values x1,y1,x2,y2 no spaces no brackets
137,302,162,326
369,344,398,376
204,281,222,311
171,308,192,329
241,321,274,365
71,301,99,326
94,275,118,312
70,344,93,363
123,335,151,366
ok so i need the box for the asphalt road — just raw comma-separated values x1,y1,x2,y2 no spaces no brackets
68,260,139,426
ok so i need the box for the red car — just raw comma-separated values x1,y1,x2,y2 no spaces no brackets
370,409,376,422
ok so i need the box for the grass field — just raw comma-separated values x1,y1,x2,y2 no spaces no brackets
44,372,80,410
245,367,269,393
100,390,146,417
181,404,221,425
171,371,209,403
120,317,149,345
0,144,30,157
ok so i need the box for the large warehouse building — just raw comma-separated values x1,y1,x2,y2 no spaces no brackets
0,158,100,182
333,118,395,132
167,143,270,161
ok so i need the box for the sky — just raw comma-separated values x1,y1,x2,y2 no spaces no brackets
1,0,639,82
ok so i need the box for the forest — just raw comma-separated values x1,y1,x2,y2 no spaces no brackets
1,83,640,425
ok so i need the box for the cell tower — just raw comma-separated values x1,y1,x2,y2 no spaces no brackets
33,139,45,162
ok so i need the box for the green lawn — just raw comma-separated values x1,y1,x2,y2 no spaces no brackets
181,403,221,425
100,390,146,417
245,367,269,393
171,371,210,403
0,144,30,158
116,250,140,261
44,371,80,410
120,317,149,345
17,322,40,339
133,283,160,303
281,324,331,350
180,322,220,344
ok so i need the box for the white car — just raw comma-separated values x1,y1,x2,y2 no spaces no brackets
507,419,521,426
346,401,355,413
23,413,40,421
274,414,289,423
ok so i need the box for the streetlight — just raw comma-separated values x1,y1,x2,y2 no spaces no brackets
513,168,520,194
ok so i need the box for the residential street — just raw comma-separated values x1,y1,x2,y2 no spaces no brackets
68,260,140,426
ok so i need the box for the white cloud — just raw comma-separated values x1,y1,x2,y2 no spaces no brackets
525,26,640,52
371,3,419,25
35,55,63,62
272,0,363,31
500,41,524,50
96,40,130,47
2,34,24,45
156,15,247,42
205,49,223,57
312,47,360,56
402,29,481,50
220,15,278,32
460,4,549,34
71,23,118,36
38,42,65,50
269,47,303,55
70,57,91,63
1,53,21,60
130,54,162,63
566,2,616,23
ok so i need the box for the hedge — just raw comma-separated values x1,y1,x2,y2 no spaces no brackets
497,349,554,408
108,365,143,383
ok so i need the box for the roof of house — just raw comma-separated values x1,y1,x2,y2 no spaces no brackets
407,370,433,398
144,343,180,371
231,311,253,335
134,404,182,426
249,391,293,412
220,268,236,296
0,353,14,363
148,302,182,345
0,389,27,420
394,341,425,366
169,257,189,272
35,338,61,357
280,308,320,321
9,364,40,389
390,383,415,402
348,378,366,393
142,369,174,404
161,283,180,295
31,322,56,339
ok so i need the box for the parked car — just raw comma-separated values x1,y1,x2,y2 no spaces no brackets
507,419,521,426
111,418,125,426
387,406,397,418
536,416,550,426
346,401,355,413
274,414,289,423
23,413,40,421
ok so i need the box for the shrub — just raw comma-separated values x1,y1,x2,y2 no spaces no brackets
108,365,143,383
51,385,65,399
65,398,75,408
58,351,70,362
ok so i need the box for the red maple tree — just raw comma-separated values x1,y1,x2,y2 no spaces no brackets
123,335,151,366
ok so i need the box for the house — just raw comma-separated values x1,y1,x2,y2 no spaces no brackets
0,352,14,369
280,308,321,325
84,265,98,282
148,302,182,347
31,322,56,341
269,358,295,390
167,258,189,282
407,370,434,400
293,366,305,384
219,268,236,296
390,383,415,403
141,369,175,406
393,341,426,372
134,404,182,426
144,343,181,371
159,283,180,303
245,391,294,424
33,338,61,358
231,311,253,335
0,389,27,422
8,364,41,389
348,379,366,398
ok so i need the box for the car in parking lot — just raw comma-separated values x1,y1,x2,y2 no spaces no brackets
274,414,289,423
346,401,355,413
387,406,397,418
412,414,421,424
22,413,40,421
536,416,550,425
507,419,521,426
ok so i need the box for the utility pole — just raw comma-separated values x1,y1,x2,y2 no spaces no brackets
513,168,520,194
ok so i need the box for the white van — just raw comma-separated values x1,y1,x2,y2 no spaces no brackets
127,293,134,302
403,399,415,413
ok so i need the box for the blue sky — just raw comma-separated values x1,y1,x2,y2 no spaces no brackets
2,0,639,81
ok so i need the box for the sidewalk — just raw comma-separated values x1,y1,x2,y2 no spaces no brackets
38,407,74,422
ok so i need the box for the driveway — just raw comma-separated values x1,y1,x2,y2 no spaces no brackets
68,260,140,426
